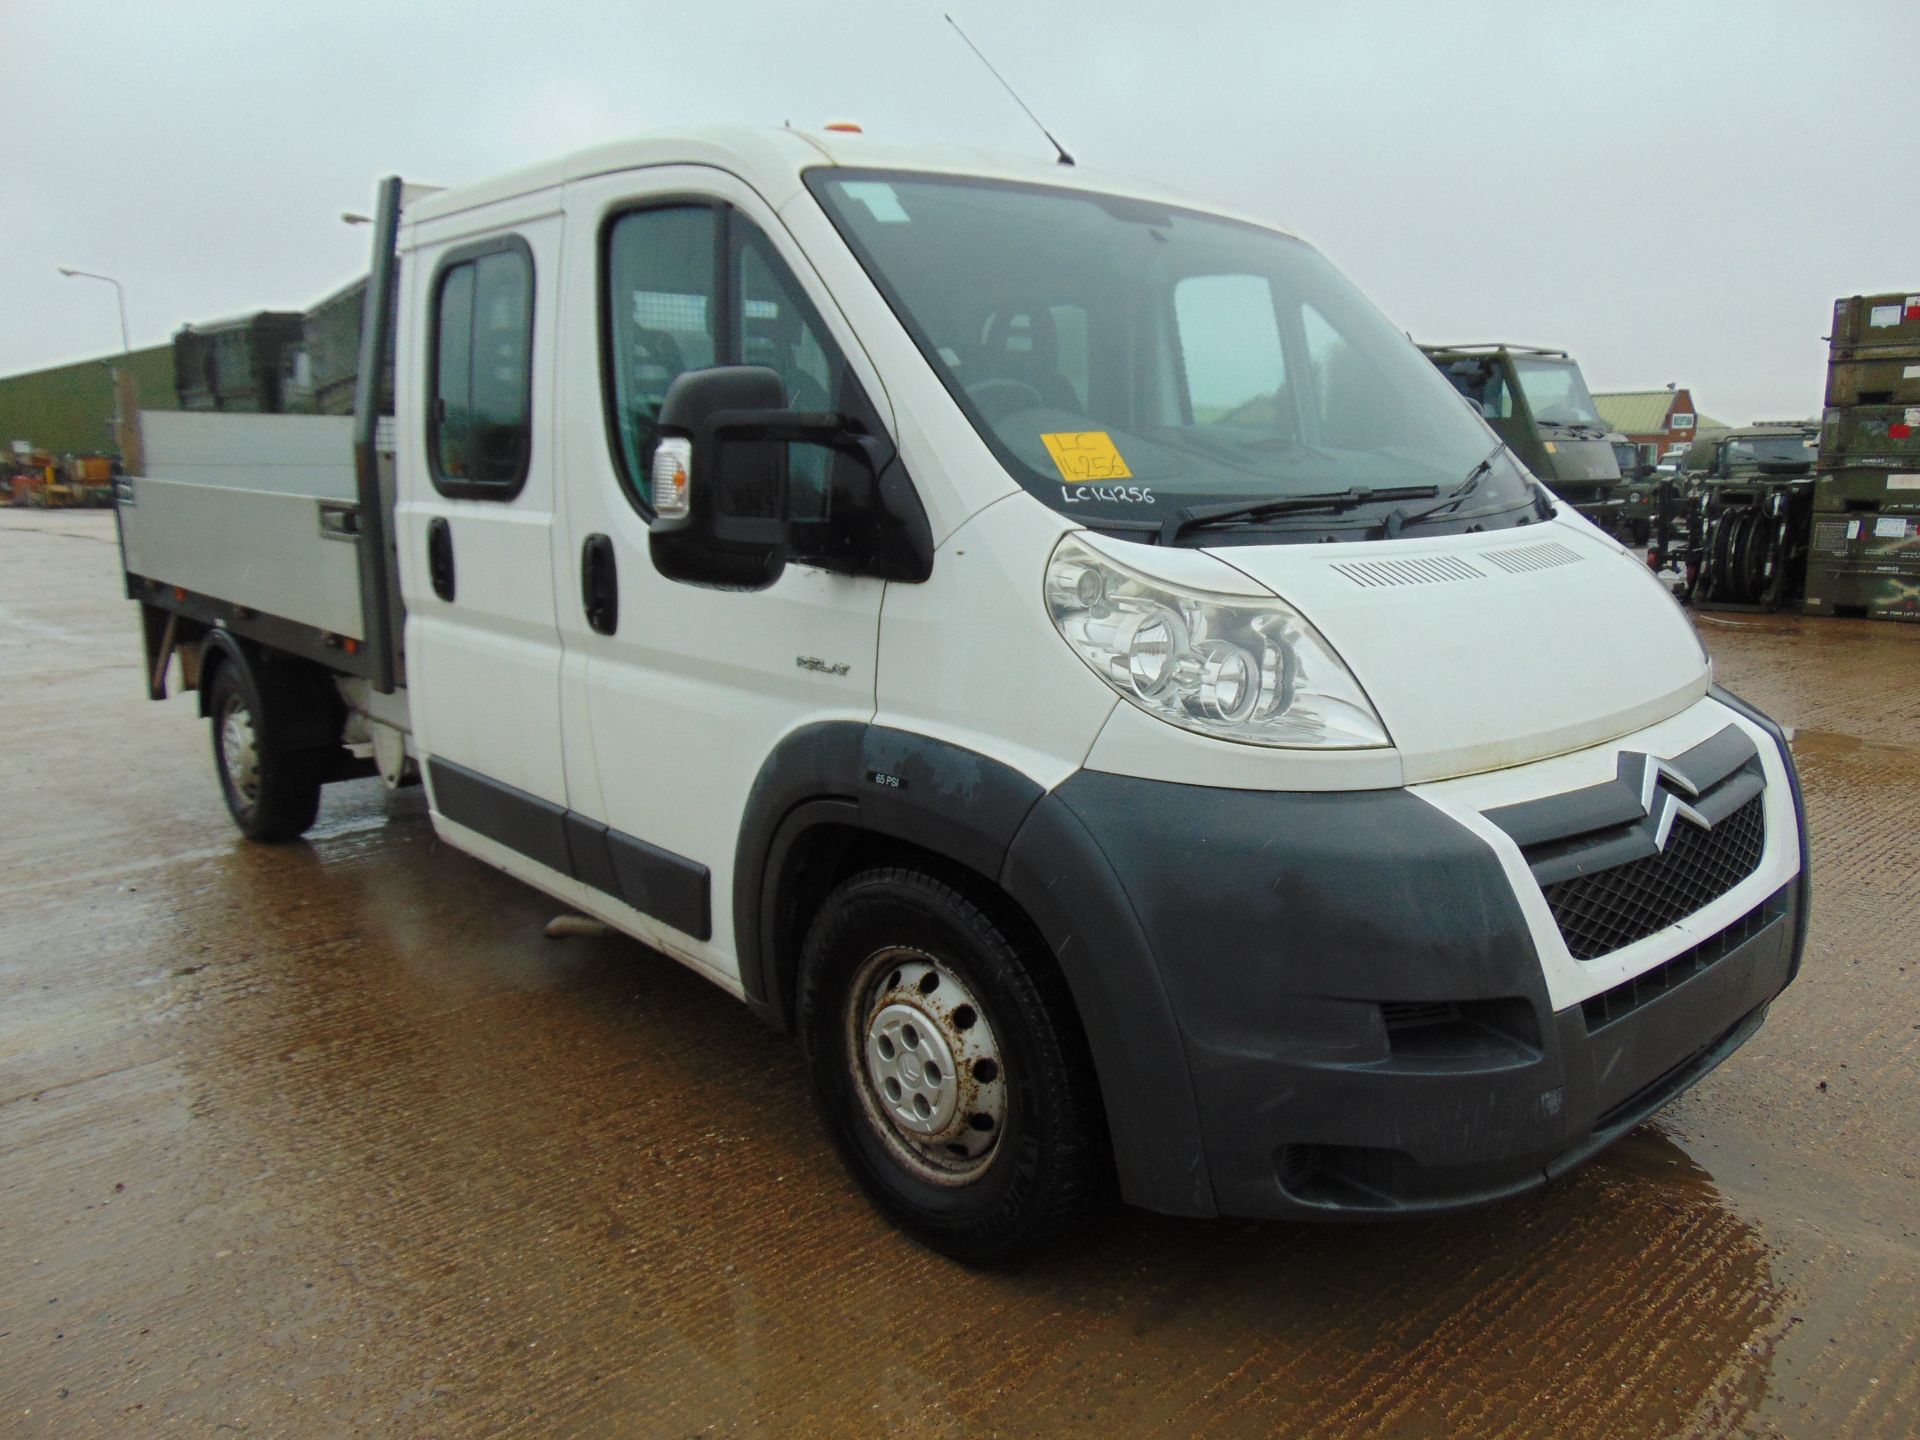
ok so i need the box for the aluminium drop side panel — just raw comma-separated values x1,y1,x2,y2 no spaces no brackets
122,411,363,639
139,410,356,497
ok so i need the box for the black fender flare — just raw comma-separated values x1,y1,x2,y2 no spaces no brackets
734,721,1046,1019
196,631,343,752
735,721,1216,1217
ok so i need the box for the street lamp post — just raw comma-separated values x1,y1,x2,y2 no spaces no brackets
56,267,132,355
56,266,138,472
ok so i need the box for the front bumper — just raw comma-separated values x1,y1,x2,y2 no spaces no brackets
1014,689,1807,1221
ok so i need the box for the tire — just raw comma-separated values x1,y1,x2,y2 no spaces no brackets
208,660,323,842
1712,510,1743,599
797,864,1106,1264
1728,509,1761,604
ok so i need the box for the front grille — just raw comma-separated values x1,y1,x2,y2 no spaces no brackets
1483,725,1772,961
1582,887,1788,1030
1544,795,1766,959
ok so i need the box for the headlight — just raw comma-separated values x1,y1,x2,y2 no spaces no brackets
1044,534,1390,748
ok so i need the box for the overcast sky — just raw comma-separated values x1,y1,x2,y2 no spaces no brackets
6,0,1917,423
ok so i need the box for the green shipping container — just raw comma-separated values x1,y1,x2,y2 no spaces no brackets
1819,404,1920,466
1814,466,1920,514
299,275,395,417
1826,353,1920,406
1802,563,1920,620
1803,508,1920,621
173,312,304,413
1830,291,1920,350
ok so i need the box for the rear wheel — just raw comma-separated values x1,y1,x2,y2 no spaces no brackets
209,661,322,842
798,865,1105,1263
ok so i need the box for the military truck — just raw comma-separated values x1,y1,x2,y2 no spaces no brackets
1604,432,1667,544
1679,423,1821,609
1421,344,1623,529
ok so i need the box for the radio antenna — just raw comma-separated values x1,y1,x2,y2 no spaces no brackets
944,13,1075,166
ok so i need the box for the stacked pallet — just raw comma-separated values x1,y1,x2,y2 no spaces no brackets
1805,292,1920,621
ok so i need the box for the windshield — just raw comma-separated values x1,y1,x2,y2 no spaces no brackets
1511,358,1605,427
809,171,1529,536
1724,433,1818,468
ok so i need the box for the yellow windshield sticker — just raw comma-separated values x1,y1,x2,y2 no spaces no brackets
1041,431,1133,481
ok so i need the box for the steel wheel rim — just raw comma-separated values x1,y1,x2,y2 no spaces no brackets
845,945,1008,1186
219,693,260,804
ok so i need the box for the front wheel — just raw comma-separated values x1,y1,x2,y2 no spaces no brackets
798,865,1106,1263
209,661,322,842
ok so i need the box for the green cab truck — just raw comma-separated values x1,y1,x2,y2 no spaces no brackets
1421,344,1624,529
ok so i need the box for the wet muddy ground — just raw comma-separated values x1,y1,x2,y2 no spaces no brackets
2,511,1915,1438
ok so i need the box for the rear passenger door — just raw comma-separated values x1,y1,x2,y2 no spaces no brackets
396,201,572,868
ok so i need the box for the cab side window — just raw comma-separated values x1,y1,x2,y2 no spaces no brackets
735,230,852,521
1479,368,1517,420
603,204,867,519
604,206,719,503
430,240,533,496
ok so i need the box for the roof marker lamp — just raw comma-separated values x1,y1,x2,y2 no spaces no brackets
1045,534,1389,748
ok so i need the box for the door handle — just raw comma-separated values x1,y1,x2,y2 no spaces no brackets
427,517,455,602
581,533,618,635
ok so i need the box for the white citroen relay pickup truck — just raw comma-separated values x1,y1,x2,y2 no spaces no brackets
116,127,1808,1261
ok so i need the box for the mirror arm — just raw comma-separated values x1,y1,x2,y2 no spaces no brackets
709,409,895,471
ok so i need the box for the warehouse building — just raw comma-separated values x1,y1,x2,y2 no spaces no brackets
1,346,177,458
1594,387,1731,463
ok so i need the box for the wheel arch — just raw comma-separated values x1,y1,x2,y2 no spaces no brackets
736,722,1217,1217
196,631,347,752
195,630,243,720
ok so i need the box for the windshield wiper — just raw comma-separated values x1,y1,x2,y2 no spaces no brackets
1378,449,1502,538
1161,485,1439,546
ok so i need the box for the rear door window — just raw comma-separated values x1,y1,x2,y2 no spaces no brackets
429,240,534,497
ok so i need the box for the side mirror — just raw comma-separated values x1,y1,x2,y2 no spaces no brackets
648,365,914,591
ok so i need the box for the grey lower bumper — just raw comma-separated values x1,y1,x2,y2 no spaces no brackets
1005,746,1804,1222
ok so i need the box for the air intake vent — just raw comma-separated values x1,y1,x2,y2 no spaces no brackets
1482,540,1583,574
1329,554,1486,588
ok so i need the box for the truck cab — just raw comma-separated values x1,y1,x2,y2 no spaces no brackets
1683,423,1821,497
1421,344,1624,526
116,128,1809,1261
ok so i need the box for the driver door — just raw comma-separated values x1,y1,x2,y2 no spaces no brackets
553,167,895,982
